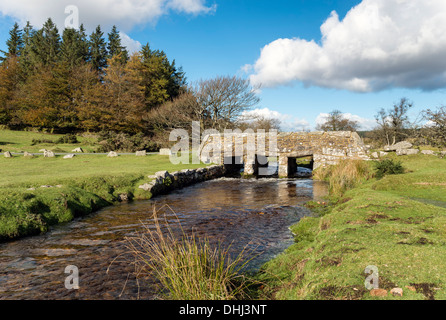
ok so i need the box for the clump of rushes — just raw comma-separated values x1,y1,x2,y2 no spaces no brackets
313,160,374,196
125,206,256,300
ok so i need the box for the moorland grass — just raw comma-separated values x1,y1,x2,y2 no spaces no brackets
256,154,446,300
0,130,209,241
125,206,256,300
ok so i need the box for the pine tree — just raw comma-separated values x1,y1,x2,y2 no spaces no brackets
89,25,108,74
19,21,36,76
78,24,91,62
61,27,89,68
107,25,128,63
0,23,24,62
139,43,186,109
39,18,61,65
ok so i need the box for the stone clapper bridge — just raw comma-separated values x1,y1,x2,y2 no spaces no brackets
199,131,370,177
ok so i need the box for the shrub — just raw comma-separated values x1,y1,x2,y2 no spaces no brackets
31,138,55,145
374,159,405,179
56,134,79,144
97,131,160,153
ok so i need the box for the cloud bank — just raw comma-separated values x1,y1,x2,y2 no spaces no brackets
242,107,310,132
0,0,216,31
315,113,376,131
248,0,446,92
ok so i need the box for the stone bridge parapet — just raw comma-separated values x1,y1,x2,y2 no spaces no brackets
199,131,370,177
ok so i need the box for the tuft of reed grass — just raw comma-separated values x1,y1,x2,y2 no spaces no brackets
124,205,257,300
313,160,374,196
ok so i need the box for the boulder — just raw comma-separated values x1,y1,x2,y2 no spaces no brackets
72,147,83,153
421,150,435,155
118,193,129,202
384,141,413,151
371,152,379,159
4,151,12,158
23,151,34,158
135,150,147,156
390,288,403,297
63,154,76,159
139,183,155,191
396,148,419,156
39,149,47,152
44,150,55,158
159,148,172,156
370,289,388,297
107,151,118,157
379,151,389,157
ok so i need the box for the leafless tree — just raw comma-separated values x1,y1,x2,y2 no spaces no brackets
316,110,359,132
421,106,446,147
236,114,282,132
192,75,260,130
374,97,414,146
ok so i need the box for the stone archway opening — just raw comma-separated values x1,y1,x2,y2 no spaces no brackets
279,154,314,178
224,156,244,177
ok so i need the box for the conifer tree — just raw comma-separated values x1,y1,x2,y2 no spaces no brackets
89,25,108,74
107,25,128,63
19,21,36,76
0,23,24,62
61,28,88,68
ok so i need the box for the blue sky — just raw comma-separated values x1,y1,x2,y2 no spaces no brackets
1,0,446,131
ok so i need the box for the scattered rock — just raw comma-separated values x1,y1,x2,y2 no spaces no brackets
379,151,388,157
107,151,118,157
39,149,47,152
23,151,34,158
135,150,147,156
159,148,172,156
421,150,435,155
155,170,169,179
390,288,403,297
138,183,154,191
370,289,388,297
40,185,53,188
44,150,55,158
4,151,12,158
384,141,413,151
405,286,416,292
63,154,76,159
72,147,83,153
371,152,379,159
396,148,419,156
118,193,129,202
27,187,36,191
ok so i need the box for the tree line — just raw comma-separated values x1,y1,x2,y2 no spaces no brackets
0,19,268,148
316,98,446,148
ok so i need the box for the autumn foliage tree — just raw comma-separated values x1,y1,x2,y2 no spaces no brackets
0,19,186,136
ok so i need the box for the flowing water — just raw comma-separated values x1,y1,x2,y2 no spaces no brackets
0,177,328,300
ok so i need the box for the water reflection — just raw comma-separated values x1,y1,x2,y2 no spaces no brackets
0,177,327,300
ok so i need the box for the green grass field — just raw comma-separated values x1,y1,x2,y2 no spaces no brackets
0,129,99,153
256,154,446,300
0,129,207,241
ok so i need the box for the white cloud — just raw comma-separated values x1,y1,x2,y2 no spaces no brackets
247,0,446,92
241,107,310,132
315,112,376,131
120,32,142,54
0,0,215,31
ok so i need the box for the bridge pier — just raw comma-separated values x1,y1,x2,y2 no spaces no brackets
243,155,269,176
278,155,299,178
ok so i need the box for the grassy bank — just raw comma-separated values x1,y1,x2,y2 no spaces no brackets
256,154,446,300
0,130,209,241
